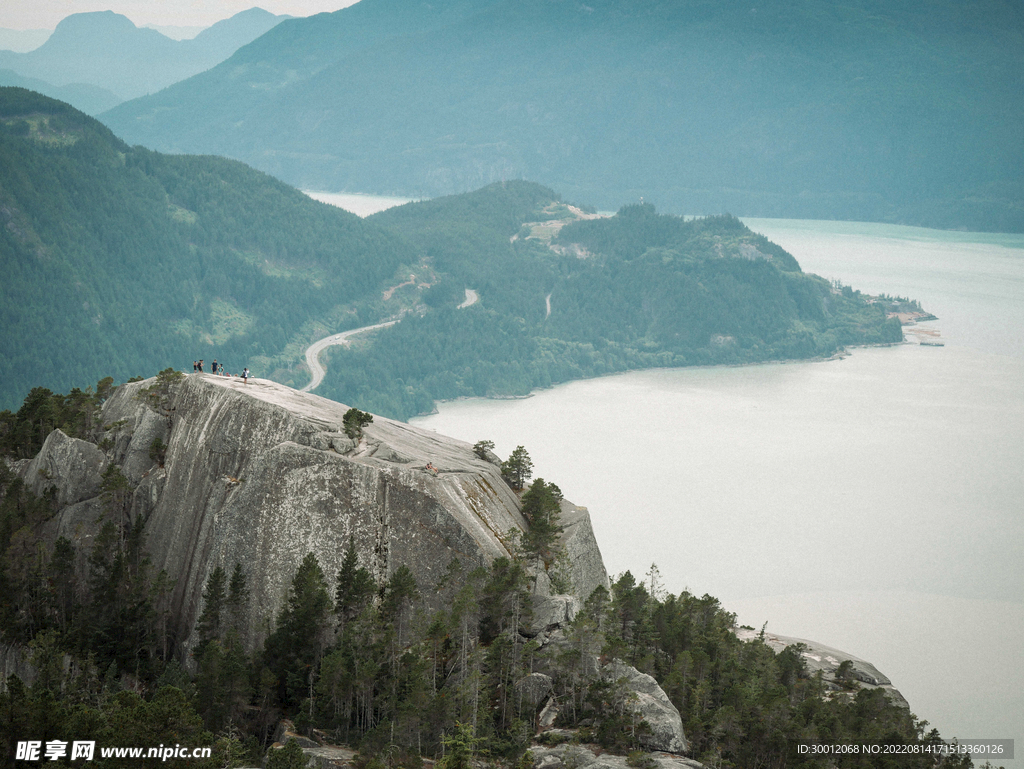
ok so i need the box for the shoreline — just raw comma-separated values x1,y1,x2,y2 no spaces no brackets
412,337,915,418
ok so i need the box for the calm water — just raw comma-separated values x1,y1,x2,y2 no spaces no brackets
308,188,1024,754
408,218,1024,757
304,190,417,217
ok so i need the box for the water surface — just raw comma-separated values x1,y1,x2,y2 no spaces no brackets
412,219,1024,756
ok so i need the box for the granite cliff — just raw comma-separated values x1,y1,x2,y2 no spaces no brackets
13,372,609,656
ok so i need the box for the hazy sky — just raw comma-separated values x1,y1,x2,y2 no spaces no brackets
1,0,359,31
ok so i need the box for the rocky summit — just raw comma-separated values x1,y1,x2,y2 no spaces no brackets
13,372,609,656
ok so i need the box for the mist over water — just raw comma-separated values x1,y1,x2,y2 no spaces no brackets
304,191,417,217
411,218,1024,759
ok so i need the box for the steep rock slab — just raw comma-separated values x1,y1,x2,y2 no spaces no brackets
557,501,609,602
93,374,606,653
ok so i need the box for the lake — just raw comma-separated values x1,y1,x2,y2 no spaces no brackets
311,191,1023,759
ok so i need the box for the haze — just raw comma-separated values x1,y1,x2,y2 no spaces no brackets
0,0,357,31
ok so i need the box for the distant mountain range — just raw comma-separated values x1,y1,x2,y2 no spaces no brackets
0,68,121,115
100,0,1024,231
0,8,287,113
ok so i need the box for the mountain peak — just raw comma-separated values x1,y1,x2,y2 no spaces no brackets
49,10,160,40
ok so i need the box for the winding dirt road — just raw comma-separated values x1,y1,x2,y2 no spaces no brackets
301,288,478,393
300,319,399,393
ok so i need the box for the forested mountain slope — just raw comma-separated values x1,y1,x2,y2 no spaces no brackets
1,89,907,414
317,183,906,419
0,87,410,409
102,0,1024,231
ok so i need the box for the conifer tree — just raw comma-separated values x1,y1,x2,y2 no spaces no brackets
265,553,333,708
226,562,250,635
501,446,533,491
195,566,226,657
521,478,563,564
334,536,375,631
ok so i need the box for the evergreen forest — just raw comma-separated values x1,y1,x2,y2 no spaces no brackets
0,87,410,409
2,87,911,423
318,187,906,419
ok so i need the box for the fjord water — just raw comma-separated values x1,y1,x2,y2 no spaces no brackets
410,219,1024,756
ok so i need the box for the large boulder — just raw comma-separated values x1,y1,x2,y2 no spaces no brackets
601,661,689,754
19,429,106,509
516,672,554,709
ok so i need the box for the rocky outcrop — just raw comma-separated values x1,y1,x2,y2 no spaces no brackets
524,659,688,755
734,628,909,707
529,743,706,769
555,502,609,603
4,369,913,762
524,500,608,640
22,373,609,658
601,661,689,754
22,429,106,509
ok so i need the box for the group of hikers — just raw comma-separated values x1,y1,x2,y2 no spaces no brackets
192,359,250,384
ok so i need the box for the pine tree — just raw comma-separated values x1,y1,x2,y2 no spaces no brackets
226,562,250,636
521,479,563,564
501,446,533,491
264,553,333,708
334,536,375,631
195,566,226,657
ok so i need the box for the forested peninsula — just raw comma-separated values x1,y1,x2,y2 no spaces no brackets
321,189,909,419
1,87,915,419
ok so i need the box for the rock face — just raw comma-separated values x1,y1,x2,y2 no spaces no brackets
18,373,609,657
734,628,909,707
22,430,106,509
601,661,689,754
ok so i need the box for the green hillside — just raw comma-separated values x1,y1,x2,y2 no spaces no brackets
1,89,908,415
102,0,1024,231
0,87,410,409
316,183,905,419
